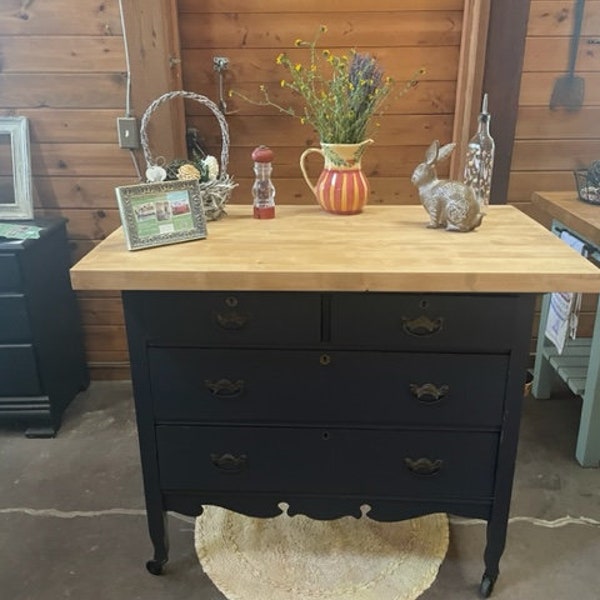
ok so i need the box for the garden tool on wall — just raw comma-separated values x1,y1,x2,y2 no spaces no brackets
550,0,586,110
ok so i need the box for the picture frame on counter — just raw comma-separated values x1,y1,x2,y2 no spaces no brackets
0,116,33,220
115,179,207,251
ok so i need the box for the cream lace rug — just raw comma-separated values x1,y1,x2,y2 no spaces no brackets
194,504,449,600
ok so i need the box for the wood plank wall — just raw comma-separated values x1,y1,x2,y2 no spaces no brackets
3,2,586,379
178,0,464,207
510,0,600,210
510,0,600,341
0,0,138,380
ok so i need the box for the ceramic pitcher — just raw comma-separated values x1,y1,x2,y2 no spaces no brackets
299,139,373,215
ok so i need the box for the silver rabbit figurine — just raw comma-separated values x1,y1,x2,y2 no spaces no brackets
411,140,484,232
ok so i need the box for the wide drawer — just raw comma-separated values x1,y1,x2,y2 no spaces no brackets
0,254,22,293
156,425,499,499
329,293,520,350
149,347,508,427
0,345,42,396
135,291,322,346
0,295,31,343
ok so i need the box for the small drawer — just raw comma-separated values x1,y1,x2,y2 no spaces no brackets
0,345,42,396
156,425,499,500
136,291,322,347
0,295,31,343
0,254,22,293
149,348,508,428
330,293,520,350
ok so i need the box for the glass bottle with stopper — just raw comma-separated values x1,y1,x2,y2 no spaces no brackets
252,145,276,219
463,93,495,208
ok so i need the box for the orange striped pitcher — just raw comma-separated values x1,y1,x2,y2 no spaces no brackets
300,140,373,215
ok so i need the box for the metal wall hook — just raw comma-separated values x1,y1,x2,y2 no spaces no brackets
213,56,238,115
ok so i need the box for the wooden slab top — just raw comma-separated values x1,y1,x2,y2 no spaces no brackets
532,191,600,248
70,204,600,293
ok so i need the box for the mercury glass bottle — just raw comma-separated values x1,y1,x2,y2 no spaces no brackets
464,93,495,208
251,145,276,219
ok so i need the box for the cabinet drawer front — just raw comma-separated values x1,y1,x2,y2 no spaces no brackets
0,295,31,342
156,426,498,499
0,255,21,293
0,345,42,396
149,348,507,427
330,293,518,350
138,291,322,346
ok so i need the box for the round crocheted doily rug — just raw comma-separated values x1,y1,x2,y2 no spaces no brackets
194,505,449,600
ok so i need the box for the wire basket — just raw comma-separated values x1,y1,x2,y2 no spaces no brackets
140,90,236,221
574,169,600,205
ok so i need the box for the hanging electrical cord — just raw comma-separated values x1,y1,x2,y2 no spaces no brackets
117,0,142,180
118,0,133,118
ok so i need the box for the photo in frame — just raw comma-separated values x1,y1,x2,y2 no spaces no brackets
0,116,33,220
116,179,207,251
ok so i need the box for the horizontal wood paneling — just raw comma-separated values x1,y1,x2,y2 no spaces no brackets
179,0,465,11
510,0,600,205
0,36,126,72
527,1,600,36
179,12,462,49
34,177,125,209
0,1,122,36
0,73,126,108
520,72,600,105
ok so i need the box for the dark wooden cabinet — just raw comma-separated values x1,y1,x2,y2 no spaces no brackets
123,289,535,596
0,219,89,437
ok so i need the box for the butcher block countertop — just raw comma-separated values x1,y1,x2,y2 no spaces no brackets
70,204,600,293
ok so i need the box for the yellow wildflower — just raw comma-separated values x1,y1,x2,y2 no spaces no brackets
294,38,303,47
294,63,302,72
276,53,284,65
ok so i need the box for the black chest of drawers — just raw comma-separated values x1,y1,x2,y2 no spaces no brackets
123,289,535,597
0,219,89,437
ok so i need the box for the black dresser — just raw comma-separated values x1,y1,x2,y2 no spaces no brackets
0,219,89,437
123,289,535,598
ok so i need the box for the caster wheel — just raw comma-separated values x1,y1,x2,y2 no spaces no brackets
479,573,496,598
146,559,165,575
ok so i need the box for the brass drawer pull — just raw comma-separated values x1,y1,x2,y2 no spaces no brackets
409,383,449,404
215,310,249,330
401,315,443,337
205,378,245,398
404,457,444,476
210,453,247,473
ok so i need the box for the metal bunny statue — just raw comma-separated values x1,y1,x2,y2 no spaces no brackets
411,140,484,232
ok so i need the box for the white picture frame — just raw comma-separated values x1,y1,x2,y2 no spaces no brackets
0,116,33,220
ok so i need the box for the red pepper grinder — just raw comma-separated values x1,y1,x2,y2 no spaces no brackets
251,145,276,219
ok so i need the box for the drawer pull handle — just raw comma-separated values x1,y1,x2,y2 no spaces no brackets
404,457,444,476
401,315,443,337
205,379,245,398
210,453,247,473
409,383,449,404
215,310,249,330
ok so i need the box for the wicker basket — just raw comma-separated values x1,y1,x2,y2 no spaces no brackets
574,169,600,205
140,90,236,221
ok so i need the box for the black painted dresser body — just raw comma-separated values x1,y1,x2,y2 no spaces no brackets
0,219,89,436
123,288,535,593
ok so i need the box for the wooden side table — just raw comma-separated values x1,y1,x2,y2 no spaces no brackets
531,191,600,467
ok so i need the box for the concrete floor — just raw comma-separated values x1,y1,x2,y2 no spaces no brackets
0,380,599,600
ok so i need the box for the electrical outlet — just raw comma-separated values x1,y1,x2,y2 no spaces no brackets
117,117,140,149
